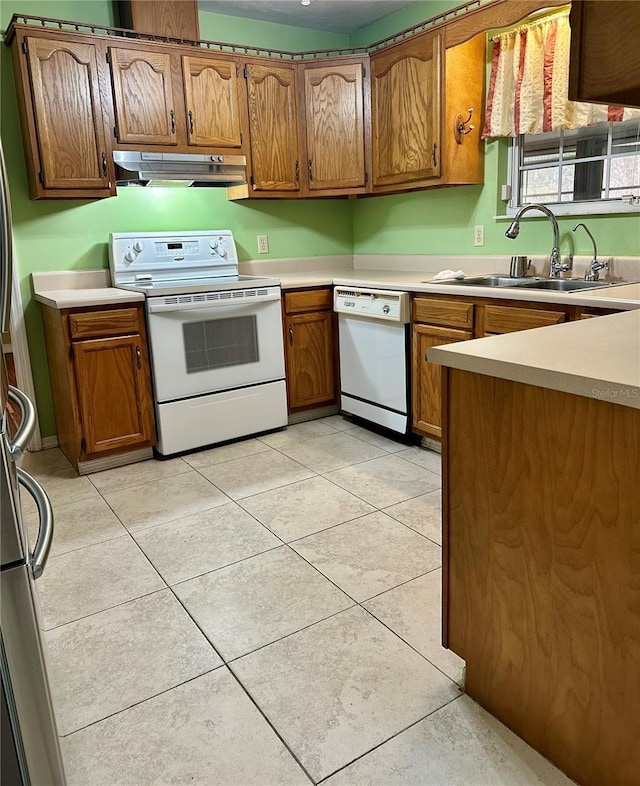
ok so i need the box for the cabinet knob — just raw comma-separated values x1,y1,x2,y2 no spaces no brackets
101,152,108,177
432,142,438,168
307,159,314,182
170,109,176,134
136,345,142,369
289,325,294,345
188,110,194,135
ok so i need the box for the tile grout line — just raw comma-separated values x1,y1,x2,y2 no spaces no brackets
315,694,464,784
167,585,317,784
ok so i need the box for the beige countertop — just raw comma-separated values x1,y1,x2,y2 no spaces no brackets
428,309,640,409
32,270,144,308
31,262,640,311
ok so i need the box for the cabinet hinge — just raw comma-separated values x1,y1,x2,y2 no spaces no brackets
250,174,255,187
81,438,86,453
21,40,28,55
105,50,110,64
38,171,44,185
113,125,118,139
69,345,75,360
365,171,368,185
362,66,366,77
240,131,243,145
243,65,248,79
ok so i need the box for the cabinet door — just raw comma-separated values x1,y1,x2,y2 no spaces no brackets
303,60,366,191
125,0,200,41
371,33,442,187
25,36,112,192
182,55,243,148
110,47,178,145
285,311,335,410
245,62,300,192
73,334,155,455
412,324,470,439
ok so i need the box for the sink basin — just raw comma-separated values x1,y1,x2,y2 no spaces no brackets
425,275,531,287
514,279,614,292
425,275,618,292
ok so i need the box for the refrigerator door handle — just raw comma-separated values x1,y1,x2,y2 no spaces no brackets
7,386,36,460
16,468,54,579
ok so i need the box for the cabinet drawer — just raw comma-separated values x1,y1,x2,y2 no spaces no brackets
69,308,141,339
285,288,332,314
480,305,566,335
413,297,474,329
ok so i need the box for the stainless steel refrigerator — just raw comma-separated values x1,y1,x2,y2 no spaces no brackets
1,140,66,784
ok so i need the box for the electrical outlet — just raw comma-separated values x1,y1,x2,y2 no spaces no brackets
257,235,269,254
474,225,485,247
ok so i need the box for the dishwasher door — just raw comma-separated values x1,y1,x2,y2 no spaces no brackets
338,314,409,433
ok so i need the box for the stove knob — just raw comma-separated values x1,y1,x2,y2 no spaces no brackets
133,241,144,253
383,304,390,314
209,238,218,250
218,239,228,257
124,250,136,263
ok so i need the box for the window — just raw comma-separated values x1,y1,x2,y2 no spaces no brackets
508,118,640,215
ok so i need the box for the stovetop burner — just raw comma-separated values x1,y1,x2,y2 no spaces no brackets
118,273,280,297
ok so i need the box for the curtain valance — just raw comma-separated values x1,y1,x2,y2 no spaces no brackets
482,7,639,138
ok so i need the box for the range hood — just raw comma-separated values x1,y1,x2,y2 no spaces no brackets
113,151,247,187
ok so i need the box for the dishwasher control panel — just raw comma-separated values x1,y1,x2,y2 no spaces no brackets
334,287,410,323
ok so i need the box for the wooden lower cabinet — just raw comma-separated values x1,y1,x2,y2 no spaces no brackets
283,288,336,412
443,368,640,786
40,302,156,472
412,324,471,438
410,294,612,441
476,303,567,336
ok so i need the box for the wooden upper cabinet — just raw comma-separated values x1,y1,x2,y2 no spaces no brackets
182,55,243,148
21,35,113,195
120,0,200,41
371,32,442,189
109,47,178,145
245,61,300,193
301,58,368,193
569,0,640,108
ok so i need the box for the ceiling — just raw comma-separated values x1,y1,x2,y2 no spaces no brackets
198,0,423,35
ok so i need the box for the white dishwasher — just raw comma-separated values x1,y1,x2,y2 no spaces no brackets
334,287,411,434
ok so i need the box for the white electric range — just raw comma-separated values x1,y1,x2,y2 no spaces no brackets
110,230,287,456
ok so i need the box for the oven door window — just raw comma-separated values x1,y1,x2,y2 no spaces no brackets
183,315,258,374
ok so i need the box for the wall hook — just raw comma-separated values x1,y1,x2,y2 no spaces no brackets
454,108,475,144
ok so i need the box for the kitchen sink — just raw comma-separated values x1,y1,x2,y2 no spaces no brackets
426,275,617,292
425,275,531,287
514,279,614,291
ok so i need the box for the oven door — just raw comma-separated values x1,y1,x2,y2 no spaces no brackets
146,287,285,403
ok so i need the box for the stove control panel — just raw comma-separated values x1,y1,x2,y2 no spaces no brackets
110,230,239,287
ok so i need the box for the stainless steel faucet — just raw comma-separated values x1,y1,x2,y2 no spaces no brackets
572,223,609,281
505,203,570,278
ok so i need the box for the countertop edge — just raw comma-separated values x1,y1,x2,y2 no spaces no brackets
428,311,640,410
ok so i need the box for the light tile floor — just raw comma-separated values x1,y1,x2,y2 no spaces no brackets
22,416,574,786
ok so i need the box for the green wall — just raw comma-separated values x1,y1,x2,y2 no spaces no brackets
2,0,639,438
350,3,640,259
0,0,353,436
